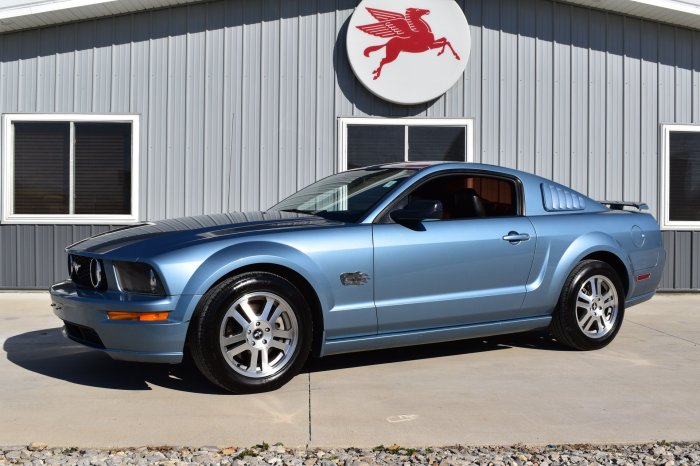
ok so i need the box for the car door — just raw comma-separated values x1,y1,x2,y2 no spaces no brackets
372,172,537,333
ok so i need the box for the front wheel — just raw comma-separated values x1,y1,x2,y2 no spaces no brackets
550,260,625,350
188,272,312,393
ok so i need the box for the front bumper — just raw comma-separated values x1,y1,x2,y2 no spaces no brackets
49,280,195,364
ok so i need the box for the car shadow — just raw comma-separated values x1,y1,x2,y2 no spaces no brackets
3,327,570,394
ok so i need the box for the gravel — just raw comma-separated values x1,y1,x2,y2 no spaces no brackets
1,442,698,465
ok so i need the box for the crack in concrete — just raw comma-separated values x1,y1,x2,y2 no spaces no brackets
627,319,700,346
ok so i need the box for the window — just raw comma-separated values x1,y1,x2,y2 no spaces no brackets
338,118,474,170
2,114,139,224
381,173,519,222
661,125,700,230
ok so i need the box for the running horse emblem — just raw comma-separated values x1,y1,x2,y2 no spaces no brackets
356,7,461,80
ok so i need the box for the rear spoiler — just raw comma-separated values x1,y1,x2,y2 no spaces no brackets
599,201,649,211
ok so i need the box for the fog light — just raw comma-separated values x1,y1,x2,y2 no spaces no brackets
107,311,170,321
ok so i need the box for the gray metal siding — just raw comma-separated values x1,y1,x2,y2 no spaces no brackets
0,0,697,289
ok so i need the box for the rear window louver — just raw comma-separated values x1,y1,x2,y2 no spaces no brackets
541,183,586,212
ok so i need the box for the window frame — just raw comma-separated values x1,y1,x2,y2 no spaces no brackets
337,117,475,171
660,123,700,231
2,113,140,225
373,170,524,224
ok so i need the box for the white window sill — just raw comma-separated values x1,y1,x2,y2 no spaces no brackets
1,214,141,225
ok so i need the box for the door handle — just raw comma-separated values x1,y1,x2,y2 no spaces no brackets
502,231,530,243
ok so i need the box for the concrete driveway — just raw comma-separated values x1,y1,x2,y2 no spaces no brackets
1,292,699,448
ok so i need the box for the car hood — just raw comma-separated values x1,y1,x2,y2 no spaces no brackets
67,211,341,256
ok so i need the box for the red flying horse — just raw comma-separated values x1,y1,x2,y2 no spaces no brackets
357,7,461,80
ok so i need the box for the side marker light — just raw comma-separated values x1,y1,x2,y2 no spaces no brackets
107,311,170,321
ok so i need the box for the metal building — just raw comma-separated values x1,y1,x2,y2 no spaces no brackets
0,0,699,290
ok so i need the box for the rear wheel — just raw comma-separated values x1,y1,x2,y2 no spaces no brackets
550,260,625,350
189,272,312,393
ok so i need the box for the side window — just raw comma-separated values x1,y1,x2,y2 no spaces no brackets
386,174,518,221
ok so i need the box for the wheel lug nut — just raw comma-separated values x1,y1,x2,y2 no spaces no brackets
248,330,251,334
251,341,255,346
265,328,270,332
263,340,267,344
256,322,261,327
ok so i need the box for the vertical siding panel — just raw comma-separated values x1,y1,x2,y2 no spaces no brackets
297,1,318,187
464,0,482,162
225,0,245,212
0,227,18,288
553,3,571,186
239,1,262,210
692,232,700,289
623,17,641,202
658,26,675,127
535,0,553,178
17,226,36,287
166,7,187,217
92,17,113,112
185,4,207,214
55,24,76,112
661,231,675,289
500,0,518,169
130,12,151,219
481,0,499,165
259,0,280,209
74,21,95,112
37,27,57,113
18,30,39,112
605,14,623,201
445,0,466,119
316,3,335,180
570,7,589,194
149,9,169,220
640,21,658,218
674,232,692,289
111,15,132,113
2,34,21,113
335,1,355,120
279,1,300,195
53,227,71,283
204,1,226,213
36,226,54,287
675,29,693,123
588,10,606,200
517,0,536,173
694,31,700,124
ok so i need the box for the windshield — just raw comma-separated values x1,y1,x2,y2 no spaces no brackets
269,168,416,222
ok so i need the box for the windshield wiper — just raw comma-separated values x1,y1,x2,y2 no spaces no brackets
278,209,315,215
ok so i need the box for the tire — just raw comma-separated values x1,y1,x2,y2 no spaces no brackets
549,260,625,350
188,272,312,393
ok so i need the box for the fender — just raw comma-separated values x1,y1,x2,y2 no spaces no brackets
180,241,335,322
523,231,633,315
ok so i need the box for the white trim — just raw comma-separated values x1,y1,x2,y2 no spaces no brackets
660,123,700,231
0,0,120,20
337,117,475,172
1,113,140,225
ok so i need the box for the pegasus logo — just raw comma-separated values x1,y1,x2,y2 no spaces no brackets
356,7,461,79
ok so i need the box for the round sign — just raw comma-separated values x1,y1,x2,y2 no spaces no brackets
346,0,471,105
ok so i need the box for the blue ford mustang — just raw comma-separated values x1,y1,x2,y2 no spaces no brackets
50,162,665,393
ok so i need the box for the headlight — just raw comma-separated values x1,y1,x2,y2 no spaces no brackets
113,261,165,295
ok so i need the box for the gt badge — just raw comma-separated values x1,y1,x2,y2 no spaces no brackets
340,272,370,286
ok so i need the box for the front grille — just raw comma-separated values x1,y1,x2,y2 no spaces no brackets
63,321,105,349
69,254,107,291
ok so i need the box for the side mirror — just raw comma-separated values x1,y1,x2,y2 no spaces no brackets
390,200,443,224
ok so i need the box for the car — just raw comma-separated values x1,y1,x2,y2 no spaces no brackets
50,162,665,393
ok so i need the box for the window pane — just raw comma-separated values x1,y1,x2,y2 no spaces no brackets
347,125,404,169
14,122,70,214
74,122,132,215
669,132,700,222
408,126,466,162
